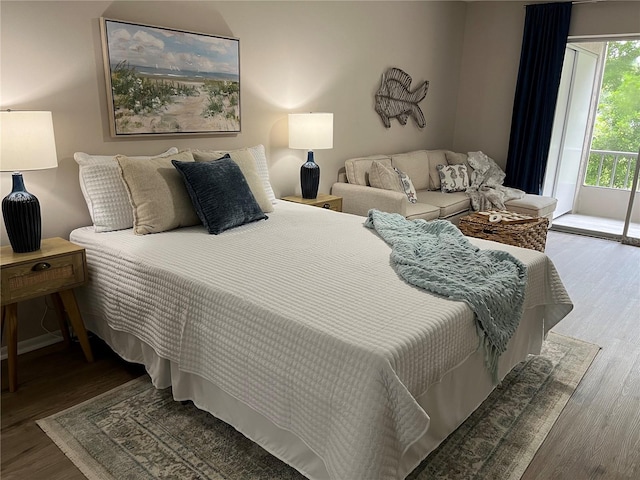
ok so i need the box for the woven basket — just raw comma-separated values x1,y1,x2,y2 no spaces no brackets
458,214,549,252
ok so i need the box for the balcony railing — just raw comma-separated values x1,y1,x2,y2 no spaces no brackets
585,149,639,190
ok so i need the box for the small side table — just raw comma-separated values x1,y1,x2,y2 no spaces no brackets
281,193,343,212
1,237,94,392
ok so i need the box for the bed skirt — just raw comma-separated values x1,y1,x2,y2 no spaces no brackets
83,306,545,480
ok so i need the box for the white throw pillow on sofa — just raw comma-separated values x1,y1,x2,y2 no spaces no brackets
395,168,418,203
437,164,470,193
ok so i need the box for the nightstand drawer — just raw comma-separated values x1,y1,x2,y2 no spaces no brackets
1,250,86,305
281,194,343,212
318,197,342,212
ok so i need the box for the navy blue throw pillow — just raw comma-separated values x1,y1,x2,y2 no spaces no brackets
172,155,268,235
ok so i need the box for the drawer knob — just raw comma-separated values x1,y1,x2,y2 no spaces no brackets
32,262,51,272
322,203,331,209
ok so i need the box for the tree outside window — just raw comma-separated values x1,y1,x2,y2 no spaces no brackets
585,40,640,190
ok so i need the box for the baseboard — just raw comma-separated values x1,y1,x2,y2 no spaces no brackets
1,334,63,360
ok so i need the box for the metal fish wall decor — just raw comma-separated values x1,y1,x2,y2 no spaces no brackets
375,67,429,128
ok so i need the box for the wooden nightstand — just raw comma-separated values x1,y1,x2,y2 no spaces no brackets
1,237,94,392
281,194,342,212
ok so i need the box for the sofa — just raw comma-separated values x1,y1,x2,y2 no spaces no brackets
331,149,557,224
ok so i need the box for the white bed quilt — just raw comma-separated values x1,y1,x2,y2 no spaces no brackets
70,202,572,480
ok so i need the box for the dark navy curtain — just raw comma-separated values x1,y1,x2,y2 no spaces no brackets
505,2,572,194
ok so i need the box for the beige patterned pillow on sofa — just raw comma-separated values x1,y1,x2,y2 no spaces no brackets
369,160,402,191
369,161,417,203
437,164,470,193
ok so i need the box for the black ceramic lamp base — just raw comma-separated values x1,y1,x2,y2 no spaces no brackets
2,172,42,253
300,151,320,199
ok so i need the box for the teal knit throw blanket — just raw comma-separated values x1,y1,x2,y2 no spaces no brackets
364,210,527,382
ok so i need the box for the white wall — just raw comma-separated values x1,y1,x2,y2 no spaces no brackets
1,1,467,242
1,0,467,341
453,1,525,165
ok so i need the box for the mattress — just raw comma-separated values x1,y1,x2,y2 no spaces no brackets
70,201,573,479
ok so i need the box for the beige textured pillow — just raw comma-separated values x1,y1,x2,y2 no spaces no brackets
344,155,392,185
445,151,473,176
117,150,200,235
191,148,273,213
369,160,402,191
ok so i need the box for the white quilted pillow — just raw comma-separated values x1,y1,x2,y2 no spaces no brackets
74,147,179,232
190,144,276,205
248,144,277,204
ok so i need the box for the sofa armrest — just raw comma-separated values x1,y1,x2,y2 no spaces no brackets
331,182,408,217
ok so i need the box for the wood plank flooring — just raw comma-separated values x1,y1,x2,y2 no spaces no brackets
522,231,640,480
2,230,639,479
1,340,144,480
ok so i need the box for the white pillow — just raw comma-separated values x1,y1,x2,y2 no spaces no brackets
74,147,179,232
189,144,276,205
248,145,276,204
395,168,418,203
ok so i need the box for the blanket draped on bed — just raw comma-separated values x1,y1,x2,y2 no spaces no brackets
364,209,527,381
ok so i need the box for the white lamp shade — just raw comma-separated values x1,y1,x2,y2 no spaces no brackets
288,113,333,150
1,111,58,172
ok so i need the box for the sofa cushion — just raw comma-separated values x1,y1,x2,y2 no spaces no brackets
345,155,392,186
445,151,474,175
426,150,448,191
416,190,471,218
391,150,430,190
504,194,557,219
405,202,440,221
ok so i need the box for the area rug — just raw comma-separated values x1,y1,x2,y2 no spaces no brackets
37,332,598,480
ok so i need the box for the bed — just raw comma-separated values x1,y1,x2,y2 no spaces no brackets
70,197,573,480
70,144,572,479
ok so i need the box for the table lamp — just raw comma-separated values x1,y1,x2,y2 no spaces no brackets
288,113,333,199
1,110,58,253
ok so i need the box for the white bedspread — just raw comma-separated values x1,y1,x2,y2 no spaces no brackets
70,201,572,480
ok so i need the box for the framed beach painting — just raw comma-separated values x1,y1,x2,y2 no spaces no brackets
100,18,240,137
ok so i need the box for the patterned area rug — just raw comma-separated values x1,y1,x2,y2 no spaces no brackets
37,332,598,480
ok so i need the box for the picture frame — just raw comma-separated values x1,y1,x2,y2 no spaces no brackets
100,18,240,137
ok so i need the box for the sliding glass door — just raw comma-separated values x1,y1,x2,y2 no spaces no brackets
543,45,599,218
